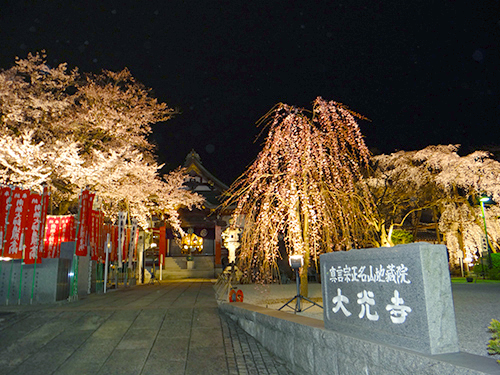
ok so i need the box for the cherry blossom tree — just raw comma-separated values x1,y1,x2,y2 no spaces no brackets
0,52,200,232
368,144,500,267
78,147,203,231
226,97,377,294
0,130,83,192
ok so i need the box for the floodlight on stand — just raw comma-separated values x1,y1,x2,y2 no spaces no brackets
279,253,322,314
289,254,304,270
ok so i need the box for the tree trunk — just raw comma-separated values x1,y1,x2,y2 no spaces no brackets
300,208,309,297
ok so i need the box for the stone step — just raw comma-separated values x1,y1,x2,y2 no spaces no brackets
162,256,215,271
157,269,216,279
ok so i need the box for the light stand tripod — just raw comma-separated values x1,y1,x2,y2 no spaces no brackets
278,255,323,313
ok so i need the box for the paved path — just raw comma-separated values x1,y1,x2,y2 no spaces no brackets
0,281,291,375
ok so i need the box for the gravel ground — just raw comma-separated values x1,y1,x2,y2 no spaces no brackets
236,281,500,359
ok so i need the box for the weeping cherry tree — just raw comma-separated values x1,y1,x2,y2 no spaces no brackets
227,97,378,295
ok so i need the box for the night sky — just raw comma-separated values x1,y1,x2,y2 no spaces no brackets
1,1,499,184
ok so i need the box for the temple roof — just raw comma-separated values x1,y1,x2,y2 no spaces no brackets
183,150,229,208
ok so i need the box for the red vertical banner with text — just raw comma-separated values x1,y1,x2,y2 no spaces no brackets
75,190,89,256
44,216,61,258
90,210,99,261
159,226,166,265
4,188,29,259
123,228,130,263
58,215,74,256
65,216,76,242
24,192,43,264
0,186,12,256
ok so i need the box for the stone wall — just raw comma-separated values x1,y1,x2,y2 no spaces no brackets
218,302,500,375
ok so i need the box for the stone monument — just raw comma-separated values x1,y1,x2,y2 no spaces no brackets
320,242,459,355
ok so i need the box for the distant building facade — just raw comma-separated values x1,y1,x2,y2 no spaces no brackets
160,150,233,277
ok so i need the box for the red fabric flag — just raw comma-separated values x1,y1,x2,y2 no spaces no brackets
98,212,105,261
44,216,61,258
24,192,43,264
133,226,139,261
64,215,76,242
4,188,29,259
75,190,90,256
159,226,166,264
38,186,50,258
123,227,130,263
90,210,99,261
0,186,12,256
58,215,73,243
111,225,118,262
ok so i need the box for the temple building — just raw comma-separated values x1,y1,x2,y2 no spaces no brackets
159,150,233,279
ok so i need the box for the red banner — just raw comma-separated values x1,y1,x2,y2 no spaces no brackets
159,226,166,264
4,188,29,259
59,216,75,244
123,228,130,263
75,190,90,256
90,210,99,261
44,216,61,258
24,193,43,264
0,186,12,256
111,225,118,262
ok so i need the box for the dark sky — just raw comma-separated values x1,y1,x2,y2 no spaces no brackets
1,1,499,184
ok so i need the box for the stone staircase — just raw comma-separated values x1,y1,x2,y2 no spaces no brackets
157,256,216,279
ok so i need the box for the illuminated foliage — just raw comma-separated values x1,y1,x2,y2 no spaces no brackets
0,52,202,230
227,97,377,291
368,145,500,264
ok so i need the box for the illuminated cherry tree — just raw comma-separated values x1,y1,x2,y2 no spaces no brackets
79,147,203,231
368,144,500,267
0,52,201,232
227,97,377,294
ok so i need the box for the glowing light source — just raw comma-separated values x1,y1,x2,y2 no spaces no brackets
181,228,203,254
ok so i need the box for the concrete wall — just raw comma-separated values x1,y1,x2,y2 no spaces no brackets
219,302,500,375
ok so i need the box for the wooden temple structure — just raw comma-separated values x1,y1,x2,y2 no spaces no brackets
157,150,233,279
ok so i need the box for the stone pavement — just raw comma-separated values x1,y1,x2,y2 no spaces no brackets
0,281,292,375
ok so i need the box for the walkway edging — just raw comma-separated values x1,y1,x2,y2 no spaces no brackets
219,302,500,375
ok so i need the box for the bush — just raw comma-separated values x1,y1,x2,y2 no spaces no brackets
473,253,500,280
488,319,500,364
391,229,414,245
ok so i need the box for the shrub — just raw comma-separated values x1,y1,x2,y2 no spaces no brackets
391,229,414,245
488,319,500,364
473,253,500,280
